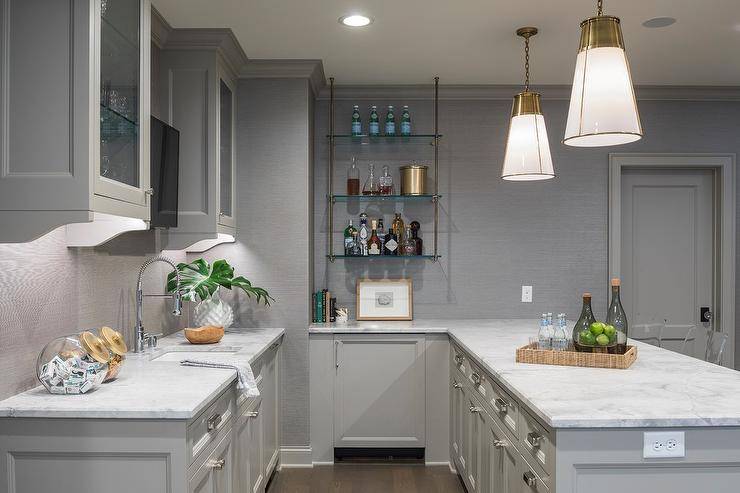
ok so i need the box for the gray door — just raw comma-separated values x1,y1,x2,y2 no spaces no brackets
620,168,714,359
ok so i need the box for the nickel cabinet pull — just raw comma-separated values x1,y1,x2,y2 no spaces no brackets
209,458,226,470
471,372,482,385
207,413,222,432
492,439,508,449
494,398,509,413
527,431,544,447
335,341,340,368
246,410,260,418
469,404,483,414
453,380,462,389
454,353,464,365
523,470,537,487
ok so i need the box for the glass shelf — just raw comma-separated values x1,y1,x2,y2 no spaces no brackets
331,194,439,202
329,134,441,145
329,255,439,260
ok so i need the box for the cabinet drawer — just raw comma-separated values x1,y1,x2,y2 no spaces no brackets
519,408,554,490
187,387,236,464
451,344,471,379
518,450,550,493
188,427,234,493
467,359,519,441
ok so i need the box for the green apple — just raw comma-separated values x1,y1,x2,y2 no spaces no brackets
589,322,605,336
579,330,596,346
604,324,616,338
596,333,610,346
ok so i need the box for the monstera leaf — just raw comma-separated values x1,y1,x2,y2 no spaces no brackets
166,258,274,305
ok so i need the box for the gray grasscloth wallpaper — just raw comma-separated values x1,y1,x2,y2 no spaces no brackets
0,229,187,400
196,78,314,447
314,97,740,364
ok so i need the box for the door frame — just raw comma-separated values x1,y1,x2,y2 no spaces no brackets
608,153,736,368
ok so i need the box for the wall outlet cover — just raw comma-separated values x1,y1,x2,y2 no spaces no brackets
643,431,685,458
521,285,533,303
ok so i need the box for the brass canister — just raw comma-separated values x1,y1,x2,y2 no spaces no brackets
400,165,428,195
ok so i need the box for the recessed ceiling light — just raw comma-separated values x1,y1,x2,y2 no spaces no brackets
642,17,677,28
339,14,373,27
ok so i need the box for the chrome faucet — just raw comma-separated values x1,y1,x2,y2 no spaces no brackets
135,256,182,353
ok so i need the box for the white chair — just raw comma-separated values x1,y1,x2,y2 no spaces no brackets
631,323,664,347
705,331,728,365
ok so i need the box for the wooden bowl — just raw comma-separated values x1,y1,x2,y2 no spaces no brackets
184,326,224,344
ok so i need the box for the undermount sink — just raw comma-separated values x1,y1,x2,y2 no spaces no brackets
151,348,241,362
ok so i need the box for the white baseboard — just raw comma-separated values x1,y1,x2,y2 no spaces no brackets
425,461,452,468
279,447,313,468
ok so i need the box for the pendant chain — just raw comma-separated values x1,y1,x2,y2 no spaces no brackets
524,36,530,91
597,0,603,15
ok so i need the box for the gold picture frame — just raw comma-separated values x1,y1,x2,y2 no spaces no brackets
356,279,413,321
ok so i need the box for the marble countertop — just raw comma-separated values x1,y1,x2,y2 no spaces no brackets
311,319,740,429
0,327,284,420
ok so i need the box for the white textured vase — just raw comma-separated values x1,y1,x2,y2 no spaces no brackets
193,289,234,328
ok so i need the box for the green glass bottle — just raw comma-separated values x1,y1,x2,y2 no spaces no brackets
343,219,357,255
606,278,629,354
351,105,362,136
384,105,396,136
400,105,411,136
369,105,380,136
573,293,596,351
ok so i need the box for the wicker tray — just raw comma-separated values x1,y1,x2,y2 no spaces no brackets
515,343,638,369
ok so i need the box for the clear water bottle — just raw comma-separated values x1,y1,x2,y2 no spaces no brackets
538,313,551,350
553,314,568,351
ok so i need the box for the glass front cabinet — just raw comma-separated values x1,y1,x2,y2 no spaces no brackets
218,77,236,229
0,0,151,244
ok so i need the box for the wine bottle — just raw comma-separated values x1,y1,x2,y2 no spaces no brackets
343,219,357,255
606,278,629,354
572,293,596,350
368,220,382,255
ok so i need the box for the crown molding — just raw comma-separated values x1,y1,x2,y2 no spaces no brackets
241,59,326,97
316,83,740,101
150,6,172,48
163,28,249,77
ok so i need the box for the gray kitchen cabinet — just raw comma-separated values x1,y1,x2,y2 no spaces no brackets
235,396,263,493
451,374,467,475
153,25,246,251
262,344,280,474
467,392,486,492
189,428,234,493
0,0,152,244
333,334,426,448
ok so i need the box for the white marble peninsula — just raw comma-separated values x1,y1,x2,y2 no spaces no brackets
0,328,284,493
310,319,740,493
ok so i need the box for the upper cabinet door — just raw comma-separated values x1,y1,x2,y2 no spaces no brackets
95,0,150,208
218,76,236,228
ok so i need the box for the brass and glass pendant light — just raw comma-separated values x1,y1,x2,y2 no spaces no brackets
501,27,555,181
563,0,642,147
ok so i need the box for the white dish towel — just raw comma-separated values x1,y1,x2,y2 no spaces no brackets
180,357,260,397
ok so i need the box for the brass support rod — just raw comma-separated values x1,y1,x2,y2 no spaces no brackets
328,77,335,262
433,76,439,261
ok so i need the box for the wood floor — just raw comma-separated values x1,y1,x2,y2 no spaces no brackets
266,464,466,493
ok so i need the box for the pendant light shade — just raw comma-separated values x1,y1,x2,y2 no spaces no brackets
564,8,642,147
501,27,555,181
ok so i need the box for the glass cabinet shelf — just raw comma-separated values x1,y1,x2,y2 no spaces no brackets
329,134,441,145
330,194,439,202
328,255,439,260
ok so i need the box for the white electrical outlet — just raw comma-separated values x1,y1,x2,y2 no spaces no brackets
643,431,685,458
521,286,533,303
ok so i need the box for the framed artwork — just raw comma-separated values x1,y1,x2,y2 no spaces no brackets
356,279,413,321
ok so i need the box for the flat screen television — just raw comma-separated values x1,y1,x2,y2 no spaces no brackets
150,116,180,228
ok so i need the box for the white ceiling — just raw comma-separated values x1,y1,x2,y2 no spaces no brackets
153,0,740,85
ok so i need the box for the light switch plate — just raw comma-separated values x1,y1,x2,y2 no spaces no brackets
521,285,533,303
643,431,685,458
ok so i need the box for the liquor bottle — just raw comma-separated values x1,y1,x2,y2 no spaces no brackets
349,231,362,256
410,221,422,255
401,226,417,256
362,163,379,195
347,157,360,195
358,213,369,255
606,278,629,354
369,105,380,136
377,217,386,252
572,293,597,349
385,105,396,136
343,219,357,255
392,213,405,244
368,220,382,255
383,224,398,255
379,165,394,195
400,105,411,136
351,105,362,136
